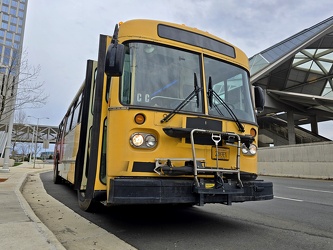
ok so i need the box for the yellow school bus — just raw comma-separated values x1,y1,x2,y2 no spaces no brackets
54,19,273,211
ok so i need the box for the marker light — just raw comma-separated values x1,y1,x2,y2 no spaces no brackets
134,113,146,125
250,128,257,137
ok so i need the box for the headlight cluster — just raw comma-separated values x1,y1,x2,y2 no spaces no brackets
130,133,157,148
241,143,257,155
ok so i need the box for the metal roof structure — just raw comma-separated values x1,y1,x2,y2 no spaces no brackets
250,16,333,145
0,123,58,156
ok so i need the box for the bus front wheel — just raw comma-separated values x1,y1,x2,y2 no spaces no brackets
53,164,61,184
77,190,96,212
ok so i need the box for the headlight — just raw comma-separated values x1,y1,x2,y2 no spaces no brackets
242,143,257,155
241,144,249,154
145,135,157,148
248,144,257,155
130,133,157,148
131,133,144,147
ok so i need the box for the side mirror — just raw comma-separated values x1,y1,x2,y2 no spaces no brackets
254,86,265,113
105,43,125,77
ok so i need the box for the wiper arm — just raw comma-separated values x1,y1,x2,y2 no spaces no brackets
161,73,201,123
207,76,245,132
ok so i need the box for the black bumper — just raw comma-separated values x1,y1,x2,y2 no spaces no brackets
107,178,273,206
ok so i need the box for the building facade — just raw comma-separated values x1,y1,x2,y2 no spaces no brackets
0,0,27,66
0,0,28,159
0,0,28,123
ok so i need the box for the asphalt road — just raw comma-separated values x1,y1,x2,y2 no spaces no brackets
41,172,333,250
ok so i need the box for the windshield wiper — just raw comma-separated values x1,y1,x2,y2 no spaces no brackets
207,76,245,132
160,73,201,123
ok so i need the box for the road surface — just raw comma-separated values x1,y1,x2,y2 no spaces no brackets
38,172,333,249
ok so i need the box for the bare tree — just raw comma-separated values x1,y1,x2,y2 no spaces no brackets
0,48,48,124
11,109,29,154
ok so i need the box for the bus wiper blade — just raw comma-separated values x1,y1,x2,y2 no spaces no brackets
207,77,225,117
207,76,245,132
161,73,201,123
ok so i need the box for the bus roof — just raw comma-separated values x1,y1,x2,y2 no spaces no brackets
117,19,249,70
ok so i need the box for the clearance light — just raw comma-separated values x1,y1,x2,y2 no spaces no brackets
134,113,146,125
241,143,257,155
250,128,257,137
130,133,157,148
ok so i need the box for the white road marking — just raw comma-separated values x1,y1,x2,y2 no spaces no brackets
287,187,333,194
274,196,303,202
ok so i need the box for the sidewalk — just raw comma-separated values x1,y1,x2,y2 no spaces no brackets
0,161,65,250
0,161,136,250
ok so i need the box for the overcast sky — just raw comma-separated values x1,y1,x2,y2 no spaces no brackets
22,0,333,139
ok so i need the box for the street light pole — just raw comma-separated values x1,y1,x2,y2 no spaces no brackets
30,126,34,163
34,119,39,169
28,116,49,168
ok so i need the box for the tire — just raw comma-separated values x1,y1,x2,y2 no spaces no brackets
53,163,61,184
77,190,96,212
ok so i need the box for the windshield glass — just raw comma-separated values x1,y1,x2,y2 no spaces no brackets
121,42,202,113
204,56,256,123
120,42,256,124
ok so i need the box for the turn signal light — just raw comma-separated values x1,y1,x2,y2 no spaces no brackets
134,113,146,125
250,128,257,137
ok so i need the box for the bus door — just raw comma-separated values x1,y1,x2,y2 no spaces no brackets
74,60,97,191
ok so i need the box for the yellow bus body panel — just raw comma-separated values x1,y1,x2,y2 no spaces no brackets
117,19,249,71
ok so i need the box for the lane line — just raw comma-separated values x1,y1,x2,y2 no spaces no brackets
274,196,303,202
287,187,333,194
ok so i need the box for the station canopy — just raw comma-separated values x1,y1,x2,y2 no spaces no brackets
250,16,333,126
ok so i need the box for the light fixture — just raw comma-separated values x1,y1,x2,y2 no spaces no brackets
130,132,157,148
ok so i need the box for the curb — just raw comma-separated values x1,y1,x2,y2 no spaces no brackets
16,169,66,250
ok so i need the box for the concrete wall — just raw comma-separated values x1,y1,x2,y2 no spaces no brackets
0,158,15,167
258,141,333,179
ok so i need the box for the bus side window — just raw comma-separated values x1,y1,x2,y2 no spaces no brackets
120,51,131,104
78,96,83,123
72,98,82,129
65,108,73,134
57,121,64,160
85,127,92,178
91,68,98,115
100,118,107,184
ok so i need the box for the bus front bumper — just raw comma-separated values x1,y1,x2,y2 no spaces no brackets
107,178,273,206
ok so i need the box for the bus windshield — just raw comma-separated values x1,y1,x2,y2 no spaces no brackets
204,56,256,123
120,42,256,123
121,42,202,113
